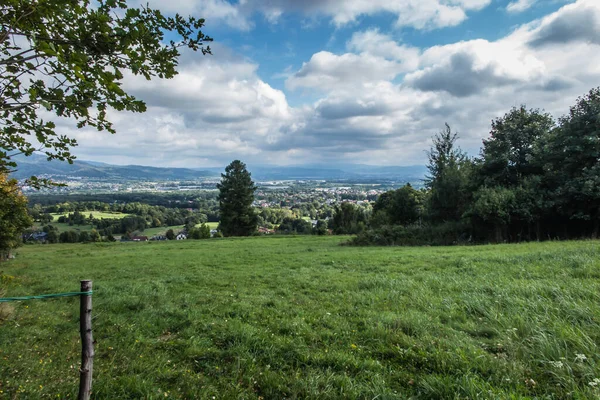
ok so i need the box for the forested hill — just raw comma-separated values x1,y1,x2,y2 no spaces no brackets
10,154,218,181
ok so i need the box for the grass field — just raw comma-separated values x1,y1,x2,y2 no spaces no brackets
1,237,600,398
33,212,131,234
33,214,217,237
143,222,219,238
50,212,131,222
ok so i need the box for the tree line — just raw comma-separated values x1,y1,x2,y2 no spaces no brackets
349,87,600,245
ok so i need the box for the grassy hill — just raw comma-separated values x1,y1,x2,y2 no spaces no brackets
1,237,600,398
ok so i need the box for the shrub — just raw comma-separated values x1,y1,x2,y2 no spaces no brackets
347,221,471,246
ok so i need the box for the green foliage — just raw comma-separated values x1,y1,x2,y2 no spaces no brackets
478,106,554,187
330,202,369,234
217,160,258,237
277,217,313,234
58,230,78,243
542,87,600,236
0,0,212,186
350,221,470,246
425,124,472,223
363,87,600,245
0,173,32,258
372,183,423,227
188,223,211,239
467,186,516,242
314,219,329,235
165,229,175,241
2,238,600,398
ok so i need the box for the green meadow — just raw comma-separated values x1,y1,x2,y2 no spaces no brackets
50,212,132,222
1,237,600,399
32,213,219,237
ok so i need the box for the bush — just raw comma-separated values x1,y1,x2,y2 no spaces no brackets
347,221,471,247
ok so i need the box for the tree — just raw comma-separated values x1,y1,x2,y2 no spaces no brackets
277,217,312,235
541,87,600,237
478,106,554,188
165,229,175,240
217,160,258,237
425,124,472,223
78,231,90,242
1,0,212,186
0,172,32,259
189,223,211,239
59,230,79,243
330,202,369,235
89,229,100,242
372,184,423,227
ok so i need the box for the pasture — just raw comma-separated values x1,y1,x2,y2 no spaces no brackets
1,237,600,398
50,212,131,222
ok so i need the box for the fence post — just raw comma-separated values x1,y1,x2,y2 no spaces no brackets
78,280,94,400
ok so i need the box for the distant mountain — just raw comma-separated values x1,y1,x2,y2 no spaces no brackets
239,164,428,181
10,154,218,181
11,154,427,182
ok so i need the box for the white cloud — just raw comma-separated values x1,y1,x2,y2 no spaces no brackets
146,0,492,30
64,0,600,167
347,29,421,71
286,51,402,91
506,0,537,13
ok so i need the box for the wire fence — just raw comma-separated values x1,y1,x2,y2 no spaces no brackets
0,291,92,302
0,281,94,400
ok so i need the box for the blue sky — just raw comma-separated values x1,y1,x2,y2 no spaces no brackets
65,0,600,167
212,0,571,103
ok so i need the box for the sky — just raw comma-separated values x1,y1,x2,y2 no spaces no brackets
62,0,600,167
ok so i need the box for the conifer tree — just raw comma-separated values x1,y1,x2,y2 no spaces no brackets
217,160,258,237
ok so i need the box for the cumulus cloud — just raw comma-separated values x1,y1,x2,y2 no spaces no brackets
286,51,402,91
347,29,421,71
527,0,600,47
67,0,600,167
405,39,546,96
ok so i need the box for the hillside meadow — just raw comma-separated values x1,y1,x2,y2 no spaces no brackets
1,237,600,399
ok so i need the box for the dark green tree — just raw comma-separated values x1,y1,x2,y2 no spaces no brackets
372,183,423,227
59,230,79,243
542,87,600,237
78,231,90,242
478,106,554,187
277,217,312,235
1,0,212,186
330,202,368,234
217,160,257,237
165,229,175,240
188,223,210,239
425,124,472,223
468,186,515,243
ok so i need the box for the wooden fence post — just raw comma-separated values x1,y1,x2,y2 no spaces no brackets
78,280,94,400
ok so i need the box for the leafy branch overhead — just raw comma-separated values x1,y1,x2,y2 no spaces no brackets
0,0,212,186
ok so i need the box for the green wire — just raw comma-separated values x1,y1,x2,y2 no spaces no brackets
0,291,93,303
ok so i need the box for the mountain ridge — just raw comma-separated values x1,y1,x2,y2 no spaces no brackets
10,154,427,182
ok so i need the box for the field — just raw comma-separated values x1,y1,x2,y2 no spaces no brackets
50,212,131,222
33,213,218,237
143,222,219,238
1,237,600,398
33,212,132,234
